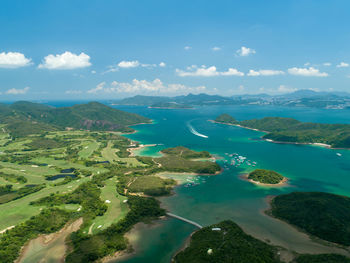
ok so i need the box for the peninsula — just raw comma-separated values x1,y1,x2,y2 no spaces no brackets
214,114,350,149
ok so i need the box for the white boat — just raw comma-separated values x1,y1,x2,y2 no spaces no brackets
336,153,342,156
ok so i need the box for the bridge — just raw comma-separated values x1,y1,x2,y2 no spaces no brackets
166,212,203,229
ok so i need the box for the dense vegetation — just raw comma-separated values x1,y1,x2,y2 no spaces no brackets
174,220,281,263
157,155,220,174
161,146,211,159
0,208,73,263
248,169,284,184
128,176,176,196
294,254,350,263
270,192,350,245
214,114,238,124
1,101,151,137
215,114,350,148
0,184,45,204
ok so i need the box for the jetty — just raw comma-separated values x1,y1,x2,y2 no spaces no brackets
166,212,203,229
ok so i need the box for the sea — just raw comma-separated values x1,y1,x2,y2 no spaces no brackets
50,102,350,262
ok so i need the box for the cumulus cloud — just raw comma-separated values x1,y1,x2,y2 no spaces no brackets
87,79,206,95
118,60,140,68
277,85,297,93
176,65,244,77
288,67,328,77
0,52,32,68
6,86,30,95
323,62,331,66
159,62,166,67
38,51,91,69
212,47,221,51
336,62,349,68
184,46,192,50
247,69,285,76
236,46,256,56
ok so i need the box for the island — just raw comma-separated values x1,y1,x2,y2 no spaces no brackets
0,102,222,263
214,114,350,149
149,102,193,109
246,169,286,185
173,220,350,263
268,192,350,246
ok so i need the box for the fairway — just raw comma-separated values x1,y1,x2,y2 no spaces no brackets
87,177,129,234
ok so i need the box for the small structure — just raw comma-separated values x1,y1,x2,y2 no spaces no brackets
207,248,213,255
212,227,221,231
105,200,111,204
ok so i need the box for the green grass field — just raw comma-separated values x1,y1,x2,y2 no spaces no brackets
87,178,129,234
101,141,146,167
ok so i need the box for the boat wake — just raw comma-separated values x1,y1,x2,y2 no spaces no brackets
187,123,208,138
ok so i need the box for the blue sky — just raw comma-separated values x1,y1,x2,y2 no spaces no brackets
1,0,350,100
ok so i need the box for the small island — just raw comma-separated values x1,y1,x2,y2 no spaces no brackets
149,102,193,109
269,192,350,246
247,169,286,185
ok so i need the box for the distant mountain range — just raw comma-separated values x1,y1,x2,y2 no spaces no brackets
112,90,350,109
0,101,150,137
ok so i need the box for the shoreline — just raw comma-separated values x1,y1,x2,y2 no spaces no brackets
240,173,289,187
127,143,159,156
262,196,350,256
209,120,343,149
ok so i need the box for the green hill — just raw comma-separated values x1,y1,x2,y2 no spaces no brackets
270,192,350,246
215,114,350,148
1,101,151,137
174,220,281,263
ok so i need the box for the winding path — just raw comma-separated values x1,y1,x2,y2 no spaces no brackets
166,213,202,229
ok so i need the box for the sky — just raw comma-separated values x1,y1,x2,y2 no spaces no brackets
1,0,350,100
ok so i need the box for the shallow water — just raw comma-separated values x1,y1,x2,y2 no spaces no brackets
109,105,350,263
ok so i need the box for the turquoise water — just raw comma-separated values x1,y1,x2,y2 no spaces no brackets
111,105,350,263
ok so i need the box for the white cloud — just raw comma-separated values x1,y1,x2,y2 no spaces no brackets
288,67,328,77
87,82,106,93
176,65,244,77
212,47,221,51
6,86,30,95
0,52,32,68
159,62,166,67
323,62,331,66
277,85,297,93
117,60,140,68
184,46,192,50
87,79,206,95
91,70,96,74
236,46,256,56
39,51,91,70
247,69,285,76
336,62,349,68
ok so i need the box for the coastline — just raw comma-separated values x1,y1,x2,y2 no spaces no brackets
262,196,350,256
240,173,289,187
127,143,159,156
209,120,337,149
